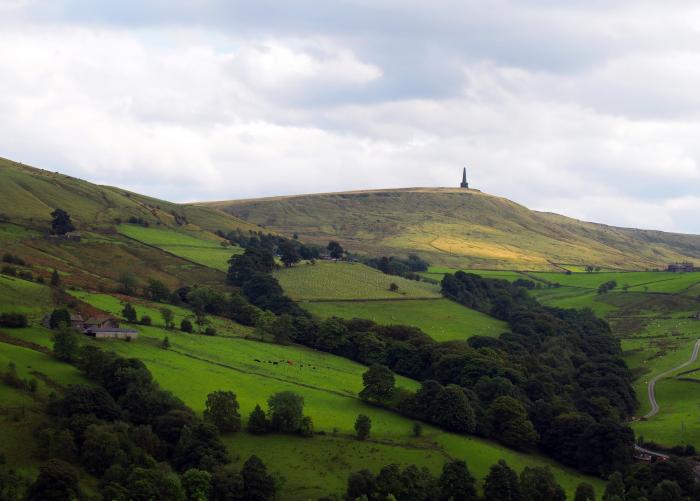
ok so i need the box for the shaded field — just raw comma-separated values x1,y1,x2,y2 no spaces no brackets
118,224,243,271
304,298,508,342
276,262,441,301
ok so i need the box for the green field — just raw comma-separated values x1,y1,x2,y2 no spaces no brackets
0,275,53,320
304,298,508,342
118,224,243,271
276,262,441,301
422,267,528,283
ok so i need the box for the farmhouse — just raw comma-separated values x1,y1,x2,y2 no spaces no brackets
84,326,138,340
667,262,695,272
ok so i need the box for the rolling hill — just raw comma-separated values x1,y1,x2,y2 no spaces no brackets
203,187,700,270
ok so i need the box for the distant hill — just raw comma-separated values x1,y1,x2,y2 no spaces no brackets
203,187,700,270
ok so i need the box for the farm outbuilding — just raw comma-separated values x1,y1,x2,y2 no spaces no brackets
84,327,138,340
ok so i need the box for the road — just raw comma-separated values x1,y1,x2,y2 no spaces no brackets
644,338,700,419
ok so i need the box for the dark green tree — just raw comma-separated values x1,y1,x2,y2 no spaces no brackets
50,269,61,287
26,459,80,501
122,303,137,323
247,404,269,435
268,391,304,433
278,240,301,267
182,468,212,501
117,271,138,296
346,469,376,500
327,241,344,260
162,336,171,349
519,466,566,501
439,460,477,501
49,308,71,329
650,480,682,501
487,396,539,450
160,307,175,330
50,208,75,235
354,414,371,441
144,279,170,302
52,324,79,362
270,314,295,345
203,391,241,433
574,482,596,501
180,318,193,333
603,472,625,501
299,416,314,437
242,455,275,501
359,364,395,403
483,460,521,501
432,385,476,433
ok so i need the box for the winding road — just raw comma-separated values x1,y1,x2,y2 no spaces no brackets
644,339,700,419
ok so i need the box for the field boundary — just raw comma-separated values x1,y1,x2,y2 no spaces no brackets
302,297,444,303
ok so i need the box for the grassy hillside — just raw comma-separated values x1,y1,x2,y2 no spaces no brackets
275,261,440,301
0,280,605,499
305,299,508,342
204,187,700,270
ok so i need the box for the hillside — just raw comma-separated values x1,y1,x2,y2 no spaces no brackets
204,187,700,270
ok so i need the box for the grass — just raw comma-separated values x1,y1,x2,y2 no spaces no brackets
421,267,528,282
118,224,243,272
275,262,441,301
0,275,53,320
304,298,508,342
204,187,700,270
528,271,700,293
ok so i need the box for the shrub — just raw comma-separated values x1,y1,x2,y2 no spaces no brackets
140,315,152,326
204,326,217,336
355,414,371,441
180,319,193,333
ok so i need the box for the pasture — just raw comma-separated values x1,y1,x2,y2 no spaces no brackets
304,298,508,342
275,261,441,301
118,223,242,271
0,275,53,320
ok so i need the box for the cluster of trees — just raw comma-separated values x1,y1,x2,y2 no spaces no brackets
219,229,324,265
15,345,278,501
344,459,574,501
597,280,617,294
364,254,429,280
127,216,150,227
219,260,638,476
0,312,28,328
2,253,25,266
245,392,313,437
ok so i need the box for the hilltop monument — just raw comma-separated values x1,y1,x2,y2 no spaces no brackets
460,167,469,188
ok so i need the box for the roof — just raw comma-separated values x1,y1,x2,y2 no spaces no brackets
85,327,138,333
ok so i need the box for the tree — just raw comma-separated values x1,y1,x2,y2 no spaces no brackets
268,391,304,433
412,422,423,437
327,241,344,260
242,455,276,501
270,314,295,345
603,472,625,501
50,208,75,235
389,282,399,292
203,391,241,433
50,269,61,287
182,468,212,501
347,469,376,500
145,279,170,302
355,414,371,441
180,318,193,333
519,467,566,501
575,483,596,501
140,315,152,326
432,385,476,433
227,248,276,286
439,460,477,501
52,324,79,362
299,416,314,437
650,480,682,501
122,303,137,323
483,460,521,501
278,240,301,267
27,459,80,501
487,396,539,450
254,311,276,342
117,271,138,296
49,308,71,329
359,364,395,403
247,404,269,434
160,307,175,330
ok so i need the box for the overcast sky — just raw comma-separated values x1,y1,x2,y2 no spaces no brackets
3,1,700,233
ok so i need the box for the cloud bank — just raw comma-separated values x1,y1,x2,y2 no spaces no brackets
2,0,700,232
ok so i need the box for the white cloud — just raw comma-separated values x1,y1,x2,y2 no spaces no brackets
2,2,700,233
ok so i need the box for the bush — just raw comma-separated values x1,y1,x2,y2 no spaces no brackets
1,265,17,276
355,414,371,441
0,312,28,328
140,315,152,326
204,327,217,336
180,319,193,333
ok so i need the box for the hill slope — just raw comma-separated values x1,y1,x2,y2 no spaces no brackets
204,187,700,270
